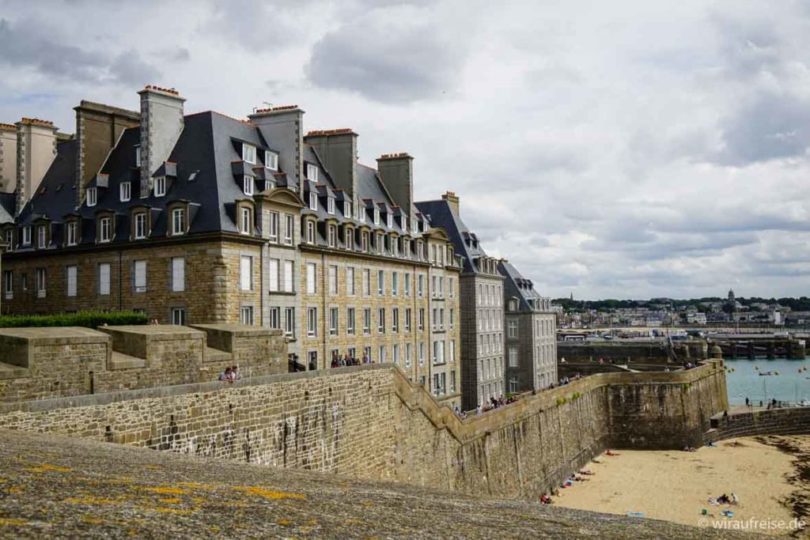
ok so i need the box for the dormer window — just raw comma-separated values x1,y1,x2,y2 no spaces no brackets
171,208,186,236
87,187,97,207
243,175,254,196
263,179,276,191
387,213,393,228
265,150,278,171
358,206,366,222
392,237,399,256
373,208,380,226
306,220,316,244
402,215,408,232
117,181,130,202
360,231,369,252
240,207,252,235
345,227,354,250
309,191,318,211
327,224,337,248
154,177,166,197
135,145,141,167
242,143,256,164
376,232,384,254
22,226,31,246
134,212,147,240
36,225,47,249
99,217,112,243
306,163,319,182
327,197,335,215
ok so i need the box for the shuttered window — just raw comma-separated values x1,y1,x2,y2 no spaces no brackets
134,260,147,293
171,257,185,292
268,259,279,292
240,256,252,291
283,261,293,292
66,266,77,297
98,263,111,295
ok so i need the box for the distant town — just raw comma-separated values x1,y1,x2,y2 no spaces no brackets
552,290,810,329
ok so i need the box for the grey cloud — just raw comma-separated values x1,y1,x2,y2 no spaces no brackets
108,50,161,86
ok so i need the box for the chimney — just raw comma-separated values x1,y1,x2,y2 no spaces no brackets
0,123,17,193
377,152,414,217
15,117,58,214
442,191,460,215
303,128,358,199
74,100,139,208
138,85,185,199
249,105,305,199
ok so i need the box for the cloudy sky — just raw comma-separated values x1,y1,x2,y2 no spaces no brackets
1,0,809,300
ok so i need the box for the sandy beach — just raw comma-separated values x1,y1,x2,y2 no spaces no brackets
554,436,809,536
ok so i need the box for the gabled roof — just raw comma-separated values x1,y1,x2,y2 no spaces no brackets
416,198,487,274
0,192,15,225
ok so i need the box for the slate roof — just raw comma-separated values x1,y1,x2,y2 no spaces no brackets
0,192,15,225
415,198,487,274
498,260,542,312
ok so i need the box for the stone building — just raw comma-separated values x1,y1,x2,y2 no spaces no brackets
0,86,462,409
499,260,557,392
0,123,17,193
417,193,504,410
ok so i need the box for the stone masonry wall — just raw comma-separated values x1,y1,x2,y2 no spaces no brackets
705,407,810,443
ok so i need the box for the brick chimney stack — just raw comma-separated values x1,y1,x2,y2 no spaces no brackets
249,105,306,200
377,152,414,220
15,117,58,214
138,85,185,199
442,191,459,216
304,128,358,200
0,123,17,193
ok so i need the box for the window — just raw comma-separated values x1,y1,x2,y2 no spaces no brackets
360,231,369,252
284,214,294,245
405,343,412,368
66,221,78,246
362,269,370,296
308,351,318,370
266,306,280,329
449,340,456,363
242,143,256,164
450,308,455,328
240,305,254,325
392,272,399,296
283,261,293,292
4,229,13,250
306,163,319,182
327,197,335,215
327,225,337,247
243,175,254,196
120,182,131,202
3,270,12,299
417,274,424,297
307,307,317,337
337,306,352,336
345,228,354,251
240,207,252,234
433,340,445,364
328,265,338,295
306,263,316,294
98,263,111,295
377,270,384,295
171,307,186,325
346,267,355,295
87,187,97,207
405,309,412,332
33,268,45,298
240,256,252,291
133,260,147,293
22,226,31,246
378,345,386,363
171,208,186,235
329,307,339,336
36,225,47,249
171,257,185,292
392,308,399,332
344,201,352,219
376,233,384,254
308,191,318,211
363,308,371,335
284,307,295,337
418,308,425,331
306,220,316,244
387,213,393,228
509,347,518,367
154,177,166,197
269,259,279,292
451,371,456,393
265,150,278,170
63,265,78,298
404,273,411,296
378,308,385,333
393,344,400,365
135,145,141,167
98,217,112,243
134,213,147,240
268,211,279,241
373,208,380,226
508,320,518,338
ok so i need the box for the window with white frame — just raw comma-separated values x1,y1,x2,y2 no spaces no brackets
171,257,185,292
265,150,278,170
242,143,256,164
87,187,97,207
392,308,399,332
449,340,456,363
268,211,279,241
240,256,252,291
376,232,384,254
171,307,186,325
377,270,384,295
393,344,400,364
99,217,112,243
508,347,518,367
306,220,315,244
154,177,166,197
37,225,47,249
171,208,186,236
328,265,337,295
508,319,518,338
362,269,370,296
329,307,338,335
66,221,78,246
268,258,279,292
308,191,318,211
98,263,111,295
284,214,294,245
360,231,368,252
22,226,31,246
283,260,293,292
378,345,386,363
120,182,131,202
386,213,393,228
327,225,337,248
305,163,319,182
307,307,317,337
404,273,411,296
284,307,295,337
405,308,412,332
417,274,424,297
405,343,412,368
243,175,254,196
392,272,398,296
240,207,252,234
363,308,371,334
345,227,354,250
418,308,425,330
66,265,77,297
133,260,147,293
36,268,46,298
344,201,352,219
327,197,335,215
345,267,355,295
347,308,356,335
358,204,366,222
240,305,254,325
2,270,12,299
134,213,147,239
419,343,425,366
378,308,385,333
306,263,316,294
135,145,141,167
373,208,380,225
269,306,281,329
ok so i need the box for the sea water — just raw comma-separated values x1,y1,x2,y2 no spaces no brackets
724,357,810,405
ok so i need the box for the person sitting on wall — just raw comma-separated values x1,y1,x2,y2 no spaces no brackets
540,493,552,505
219,367,232,382
229,366,241,382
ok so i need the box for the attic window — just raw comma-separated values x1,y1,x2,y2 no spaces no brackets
87,187,97,207
387,213,393,228
243,175,254,196
305,163,319,182
242,143,256,164
265,151,278,171
402,215,408,232
344,201,352,219
309,191,318,211
373,208,380,226
327,197,335,215
154,177,166,197
120,182,131,202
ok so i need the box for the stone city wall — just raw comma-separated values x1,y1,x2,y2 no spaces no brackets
0,360,728,499
705,407,810,443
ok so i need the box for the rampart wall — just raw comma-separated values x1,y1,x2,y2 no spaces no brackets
705,407,810,443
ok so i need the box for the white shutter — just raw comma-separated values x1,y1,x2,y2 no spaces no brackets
240,256,252,291
306,263,316,294
66,266,77,297
269,259,279,292
134,261,147,292
172,258,185,292
283,261,293,292
99,263,111,295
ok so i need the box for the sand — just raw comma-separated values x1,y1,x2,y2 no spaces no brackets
554,436,809,536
